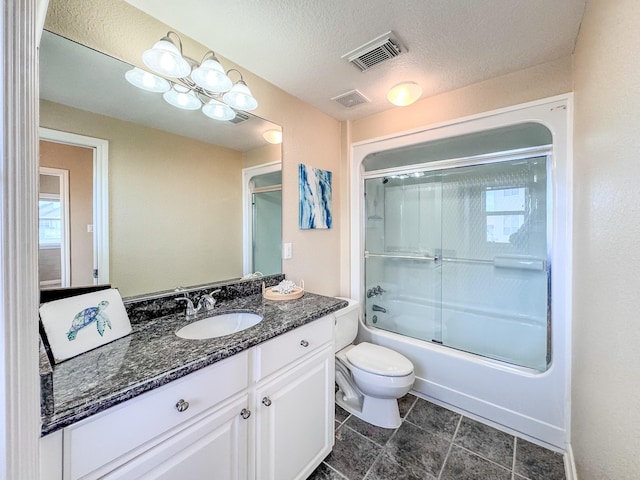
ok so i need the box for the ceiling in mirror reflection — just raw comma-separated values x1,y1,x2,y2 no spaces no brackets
39,31,281,152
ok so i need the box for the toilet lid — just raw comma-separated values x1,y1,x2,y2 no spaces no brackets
346,343,414,377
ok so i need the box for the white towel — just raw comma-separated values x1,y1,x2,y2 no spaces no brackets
40,288,132,363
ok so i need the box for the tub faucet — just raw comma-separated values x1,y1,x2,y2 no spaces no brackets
372,304,387,313
367,285,386,298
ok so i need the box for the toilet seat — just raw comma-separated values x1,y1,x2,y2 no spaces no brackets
346,342,414,377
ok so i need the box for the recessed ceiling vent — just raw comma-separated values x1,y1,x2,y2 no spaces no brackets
331,89,370,108
342,31,404,72
228,111,250,124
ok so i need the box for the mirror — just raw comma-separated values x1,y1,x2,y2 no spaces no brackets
39,31,283,297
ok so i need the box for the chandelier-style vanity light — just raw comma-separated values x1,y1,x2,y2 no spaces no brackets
125,31,258,121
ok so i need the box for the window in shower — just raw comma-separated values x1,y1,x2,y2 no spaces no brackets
362,123,552,372
484,187,526,243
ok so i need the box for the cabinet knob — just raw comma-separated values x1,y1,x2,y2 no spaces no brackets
300,340,309,347
240,408,251,419
175,399,190,412
262,397,272,407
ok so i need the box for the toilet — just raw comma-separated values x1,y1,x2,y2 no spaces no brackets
334,298,414,429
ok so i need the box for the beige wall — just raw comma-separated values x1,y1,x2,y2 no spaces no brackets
41,100,244,297
349,56,573,143
243,143,281,169
572,1,640,478
40,140,94,286
45,0,342,297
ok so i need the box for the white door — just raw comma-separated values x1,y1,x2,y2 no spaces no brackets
255,346,334,480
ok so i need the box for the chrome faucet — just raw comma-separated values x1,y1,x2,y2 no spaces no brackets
176,296,197,319
366,285,386,298
372,304,387,313
196,289,221,314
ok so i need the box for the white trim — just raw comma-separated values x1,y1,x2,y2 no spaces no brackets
39,166,70,286
1,0,41,476
564,443,578,480
350,94,573,447
242,161,281,275
39,127,110,285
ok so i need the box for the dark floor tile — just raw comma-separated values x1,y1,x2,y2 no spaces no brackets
307,462,347,480
385,420,451,477
398,393,417,418
405,398,461,440
440,445,511,480
344,415,396,447
364,451,436,480
514,438,565,480
335,404,350,424
325,424,382,480
454,417,514,468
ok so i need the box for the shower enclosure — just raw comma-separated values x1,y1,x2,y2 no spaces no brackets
351,99,572,448
364,152,550,371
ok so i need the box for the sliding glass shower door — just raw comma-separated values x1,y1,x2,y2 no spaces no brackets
363,154,550,371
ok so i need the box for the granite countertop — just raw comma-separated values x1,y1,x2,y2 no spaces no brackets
41,292,347,436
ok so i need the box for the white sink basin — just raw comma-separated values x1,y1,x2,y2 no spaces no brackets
176,312,263,340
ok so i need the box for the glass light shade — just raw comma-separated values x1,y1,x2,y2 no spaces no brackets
163,85,201,110
387,82,423,106
202,99,236,121
191,58,233,93
142,39,191,78
125,68,171,93
222,81,258,111
262,129,282,144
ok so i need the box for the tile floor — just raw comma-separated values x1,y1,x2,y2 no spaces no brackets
308,394,566,480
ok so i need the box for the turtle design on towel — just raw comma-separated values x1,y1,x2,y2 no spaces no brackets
67,300,111,341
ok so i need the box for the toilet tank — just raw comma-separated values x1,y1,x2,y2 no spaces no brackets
334,297,360,352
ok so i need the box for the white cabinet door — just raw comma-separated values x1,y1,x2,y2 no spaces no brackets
105,395,250,480
255,345,334,480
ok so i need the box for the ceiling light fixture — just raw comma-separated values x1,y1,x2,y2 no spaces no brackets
262,129,282,144
387,81,422,107
125,31,258,120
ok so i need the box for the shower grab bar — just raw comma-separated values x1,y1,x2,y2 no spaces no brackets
364,252,439,262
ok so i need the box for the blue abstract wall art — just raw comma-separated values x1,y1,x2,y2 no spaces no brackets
299,164,332,229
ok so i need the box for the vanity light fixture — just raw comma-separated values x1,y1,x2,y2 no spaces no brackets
387,81,422,107
125,31,258,120
262,129,282,144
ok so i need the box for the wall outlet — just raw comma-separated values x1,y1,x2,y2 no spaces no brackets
283,242,292,260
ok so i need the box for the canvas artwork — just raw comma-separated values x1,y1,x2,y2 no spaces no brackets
39,288,132,363
299,164,332,229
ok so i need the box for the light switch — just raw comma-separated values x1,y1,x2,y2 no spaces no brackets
87,224,94,233
283,242,292,260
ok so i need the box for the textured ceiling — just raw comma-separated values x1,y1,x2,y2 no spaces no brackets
125,0,586,121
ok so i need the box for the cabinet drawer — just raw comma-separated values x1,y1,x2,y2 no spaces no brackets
255,315,333,382
64,350,249,480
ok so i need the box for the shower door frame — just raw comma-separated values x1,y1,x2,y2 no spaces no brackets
349,95,573,448
361,145,553,370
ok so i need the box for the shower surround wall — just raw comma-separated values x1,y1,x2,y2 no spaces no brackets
351,97,572,449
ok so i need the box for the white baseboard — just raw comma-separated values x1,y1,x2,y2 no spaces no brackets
565,443,578,480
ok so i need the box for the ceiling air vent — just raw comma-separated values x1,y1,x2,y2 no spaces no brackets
342,31,404,72
228,111,250,124
331,89,370,109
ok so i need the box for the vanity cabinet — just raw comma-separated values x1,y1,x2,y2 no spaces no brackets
255,345,334,480
105,395,250,480
42,314,335,480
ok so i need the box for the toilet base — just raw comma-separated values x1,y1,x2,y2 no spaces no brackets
335,389,402,429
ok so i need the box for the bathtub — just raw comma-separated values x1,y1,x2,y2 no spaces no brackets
357,296,566,449
365,296,548,371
